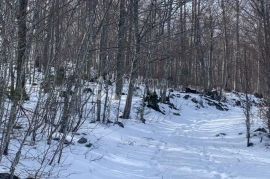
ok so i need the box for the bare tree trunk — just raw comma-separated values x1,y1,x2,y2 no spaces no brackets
96,76,103,122
243,48,252,147
221,0,229,91
161,0,173,103
115,0,127,99
1,0,28,156
234,0,240,91
123,0,140,119
97,0,111,123
207,5,214,90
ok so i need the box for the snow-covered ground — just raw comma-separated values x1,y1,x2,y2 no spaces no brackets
58,92,270,179
1,89,270,179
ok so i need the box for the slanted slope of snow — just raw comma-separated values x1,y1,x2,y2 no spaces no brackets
58,92,270,179
1,90,269,179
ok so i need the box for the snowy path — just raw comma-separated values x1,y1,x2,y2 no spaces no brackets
61,95,270,179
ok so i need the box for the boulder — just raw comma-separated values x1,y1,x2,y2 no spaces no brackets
114,121,124,128
83,88,94,94
205,90,221,101
145,91,165,114
78,137,88,144
173,112,180,116
106,120,113,124
215,133,226,137
191,98,198,104
254,92,263,99
183,95,190,100
235,100,241,106
85,143,93,148
215,104,224,111
254,128,268,133
0,173,20,179
185,87,198,94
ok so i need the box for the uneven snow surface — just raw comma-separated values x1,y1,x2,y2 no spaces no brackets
58,93,270,179
1,91,270,179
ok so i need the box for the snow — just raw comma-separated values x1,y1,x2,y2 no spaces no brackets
58,92,270,179
1,89,270,179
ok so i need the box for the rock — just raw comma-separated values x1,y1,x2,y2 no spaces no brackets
254,92,263,99
78,137,88,144
106,120,113,124
52,137,60,141
85,143,93,148
198,100,204,108
191,98,198,104
205,97,227,111
167,102,178,110
235,100,241,106
83,88,93,94
183,95,190,100
173,112,180,116
64,139,72,145
169,94,175,99
238,132,243,135
114,121,124,128
13,124,23,129
145,91,165,114
72,132,81,136
254,128,268,133
207,101,215,106
140,118,146,124
215,133,226,137
205,90,221,101
215,104,224,111
185,87,198,94
0,173,20,179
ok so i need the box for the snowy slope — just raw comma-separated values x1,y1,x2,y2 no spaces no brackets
1,90,270,179
58,91,270,179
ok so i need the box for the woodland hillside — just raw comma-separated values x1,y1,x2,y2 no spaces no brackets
0,0,270,178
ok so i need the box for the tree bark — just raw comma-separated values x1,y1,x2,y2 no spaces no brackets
115,0,127,99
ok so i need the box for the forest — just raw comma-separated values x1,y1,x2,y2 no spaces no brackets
0,0,270,178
